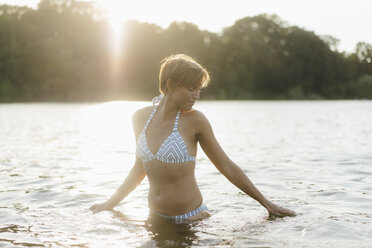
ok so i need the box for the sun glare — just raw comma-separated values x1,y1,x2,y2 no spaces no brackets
100,2,129,55
108,15,124,41
105,9,126,53
102,4,128,91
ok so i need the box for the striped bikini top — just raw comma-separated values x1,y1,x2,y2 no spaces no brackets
136,105,196,163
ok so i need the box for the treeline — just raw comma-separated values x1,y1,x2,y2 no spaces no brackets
0,0,371,102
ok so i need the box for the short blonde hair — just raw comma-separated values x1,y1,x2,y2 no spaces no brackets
158,54,210,95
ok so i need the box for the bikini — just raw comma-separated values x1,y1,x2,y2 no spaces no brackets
136,104,196,163
136,102,209,221
149,204,209,223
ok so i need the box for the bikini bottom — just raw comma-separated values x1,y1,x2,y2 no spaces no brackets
150,204,209,223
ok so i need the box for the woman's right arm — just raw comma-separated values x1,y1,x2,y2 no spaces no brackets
89,109,147,213
89,157,145,213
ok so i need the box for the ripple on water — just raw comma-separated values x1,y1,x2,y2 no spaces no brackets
1,101,372,247
0,209,43,247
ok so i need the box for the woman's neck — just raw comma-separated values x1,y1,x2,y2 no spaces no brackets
157,95,179,121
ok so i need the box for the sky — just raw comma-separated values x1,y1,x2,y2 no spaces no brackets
1,0,371,53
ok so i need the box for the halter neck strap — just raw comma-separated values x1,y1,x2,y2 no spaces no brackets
144,105,180,132
173,110,181,132
143,105,159,130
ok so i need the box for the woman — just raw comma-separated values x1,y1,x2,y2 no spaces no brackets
90,54,296,222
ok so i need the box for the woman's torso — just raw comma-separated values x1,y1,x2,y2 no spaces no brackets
135,105,203,215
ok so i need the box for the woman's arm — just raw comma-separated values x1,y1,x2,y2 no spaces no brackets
196,111,296,218
89,157,146,213
90,108,148,214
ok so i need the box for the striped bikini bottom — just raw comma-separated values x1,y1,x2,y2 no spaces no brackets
150,204,209,223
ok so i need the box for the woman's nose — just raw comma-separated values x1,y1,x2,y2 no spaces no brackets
193,90,200,100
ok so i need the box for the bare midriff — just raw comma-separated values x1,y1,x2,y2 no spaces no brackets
143,159,203,216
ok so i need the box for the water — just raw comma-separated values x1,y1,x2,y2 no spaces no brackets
0,101,371,248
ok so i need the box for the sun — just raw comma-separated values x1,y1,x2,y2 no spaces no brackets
99,3,129,83
104,5,127,48
97,1,130,50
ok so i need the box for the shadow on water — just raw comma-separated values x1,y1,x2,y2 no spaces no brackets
112,210,198,248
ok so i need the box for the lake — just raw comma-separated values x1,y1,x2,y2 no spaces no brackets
0,100,371,247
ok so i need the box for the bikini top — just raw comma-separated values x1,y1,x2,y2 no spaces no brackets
136,105,196,163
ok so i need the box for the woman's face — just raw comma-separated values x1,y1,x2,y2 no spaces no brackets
168,84,201,110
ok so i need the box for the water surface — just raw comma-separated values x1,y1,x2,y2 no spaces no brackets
0,101,371,247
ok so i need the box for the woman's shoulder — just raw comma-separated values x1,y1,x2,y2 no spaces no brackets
183,108,210,126
182,109,213,137
133,106,154,118
132,106,155,128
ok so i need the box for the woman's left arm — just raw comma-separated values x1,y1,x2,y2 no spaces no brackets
195,111,296,218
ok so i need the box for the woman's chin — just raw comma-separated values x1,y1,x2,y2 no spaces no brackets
181,104,194,111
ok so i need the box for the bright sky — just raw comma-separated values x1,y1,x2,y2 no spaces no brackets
2,0,371,53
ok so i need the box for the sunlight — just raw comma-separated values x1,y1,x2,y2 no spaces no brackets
105,7,126,55
107,14,124,84
102,1,128,41
101,3,130,92
108,15,124,44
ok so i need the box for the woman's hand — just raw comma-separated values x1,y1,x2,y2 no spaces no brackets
265,201,296,218
89,201,114,214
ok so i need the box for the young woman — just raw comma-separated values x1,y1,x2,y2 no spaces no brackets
90,54,296,222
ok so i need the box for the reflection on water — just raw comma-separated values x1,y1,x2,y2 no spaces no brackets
145,215,198,248
0,101,372,247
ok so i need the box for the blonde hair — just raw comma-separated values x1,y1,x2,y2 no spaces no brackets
158,54,210,95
